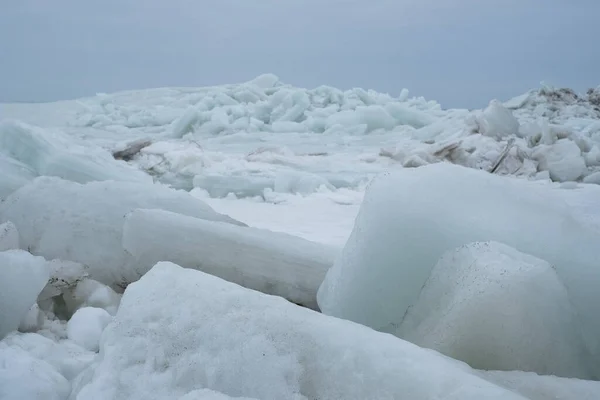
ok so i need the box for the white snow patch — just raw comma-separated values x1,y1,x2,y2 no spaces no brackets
199,191,361,248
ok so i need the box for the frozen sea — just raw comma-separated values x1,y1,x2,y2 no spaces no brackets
1,75,600,399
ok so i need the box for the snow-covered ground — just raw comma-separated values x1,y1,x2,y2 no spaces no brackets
1,76,600,399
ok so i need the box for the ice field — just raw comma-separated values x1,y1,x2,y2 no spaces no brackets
1,75,600,399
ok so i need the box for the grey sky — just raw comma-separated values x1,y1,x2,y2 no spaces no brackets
1,0,598,108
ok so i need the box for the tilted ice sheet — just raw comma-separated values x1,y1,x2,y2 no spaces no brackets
0,250,50,340
0,177,243,290
0,119,152,185
317,163,600,360
122,208,335,309
71,262,529,400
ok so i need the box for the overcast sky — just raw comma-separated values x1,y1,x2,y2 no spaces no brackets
1,0,598,108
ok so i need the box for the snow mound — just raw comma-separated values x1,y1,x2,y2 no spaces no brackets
0,345,70,400
67,307,112,352
72,262,528,400
317,163,600,361
0,250,50,339
0,177,244,290
0,221,19,251
0,119,152,185
122,208,335,309
3,332,96,382
398,241,593,379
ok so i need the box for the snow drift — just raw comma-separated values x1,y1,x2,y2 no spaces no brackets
122,208,335,309
317,163,600,364
71,262,529,400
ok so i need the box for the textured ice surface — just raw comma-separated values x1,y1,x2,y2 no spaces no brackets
72,262,527,400
317,163,600,360
0,250,50,339
122,208,335,309
398,241,594,379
